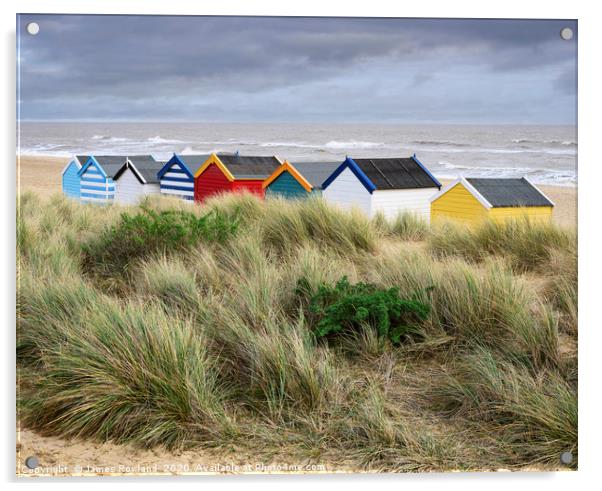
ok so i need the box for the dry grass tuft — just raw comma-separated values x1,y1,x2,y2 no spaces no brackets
17,193,577,470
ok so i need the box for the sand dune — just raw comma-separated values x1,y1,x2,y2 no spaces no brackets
16,154,577,475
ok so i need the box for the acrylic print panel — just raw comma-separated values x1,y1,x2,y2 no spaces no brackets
16,14,577,476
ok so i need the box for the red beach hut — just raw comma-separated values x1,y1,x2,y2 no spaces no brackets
193,153,282,202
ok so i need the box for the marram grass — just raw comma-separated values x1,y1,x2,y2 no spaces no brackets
17,193,577,470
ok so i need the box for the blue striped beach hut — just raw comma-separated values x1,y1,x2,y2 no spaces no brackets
61,155,87,200
157,154,209,201
77,156,128,204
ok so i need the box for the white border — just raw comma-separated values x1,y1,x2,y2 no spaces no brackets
4,1,601,489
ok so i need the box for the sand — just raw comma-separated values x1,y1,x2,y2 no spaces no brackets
17,155,577,227
17,155,66,199
16,427,345,476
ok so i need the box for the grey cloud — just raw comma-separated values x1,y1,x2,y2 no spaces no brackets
410,73,434,88
554,67,577,95
17,15,577,123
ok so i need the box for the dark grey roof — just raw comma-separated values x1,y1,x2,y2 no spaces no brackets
177,154,211,172
112,156,160,184
466,178,554,208
290,161,341,189
352,157,440,190
76,155,89,166
92,155,129,178
217,154,281,179
128,156,162,184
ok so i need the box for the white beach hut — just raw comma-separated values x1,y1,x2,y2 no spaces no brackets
113,156,163,205
321,156,441,222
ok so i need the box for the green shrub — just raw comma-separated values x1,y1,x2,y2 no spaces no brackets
298,276,431,344
82,206,238,279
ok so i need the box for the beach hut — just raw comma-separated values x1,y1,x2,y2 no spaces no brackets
113,155,163,205
61,155,87,200
156,154,209,201
321,156,441,221
193,153,281,202
430,177,554,224
77,155,129,204
263,161,341,199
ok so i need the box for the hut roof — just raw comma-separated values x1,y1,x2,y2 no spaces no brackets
128,156,162,184
62,155,86,175
216,154,282,179
91,156,129,178
177,154,211,172
157,154,211,180
351,157,441,191
465,178,554,208
290,161,341,189
114,156,163,184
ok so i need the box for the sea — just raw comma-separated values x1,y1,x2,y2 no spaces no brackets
18,122,577,186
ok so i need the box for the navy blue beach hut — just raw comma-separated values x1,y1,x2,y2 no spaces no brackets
157,154,209,201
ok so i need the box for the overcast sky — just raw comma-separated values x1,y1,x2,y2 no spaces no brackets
17,15,577,124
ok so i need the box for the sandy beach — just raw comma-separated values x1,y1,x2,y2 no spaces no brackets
17,428,292,476
17,155,577,227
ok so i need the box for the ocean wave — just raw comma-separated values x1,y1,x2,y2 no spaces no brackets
147,135,184,144
433,161,576,186
512,138,577,147
420,146,576,156
482,148,576,156
180,146,202,154
325,140,384,149
259,141,320,149
547,140,577,146
24,143,67,151
179,146,220,155
413,140,471,147
91,135,129,142
258,140,388,150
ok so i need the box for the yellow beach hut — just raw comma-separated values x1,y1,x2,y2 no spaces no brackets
430,177,554,225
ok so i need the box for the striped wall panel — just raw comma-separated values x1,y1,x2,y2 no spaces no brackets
160,162,195,201
80,163,115,204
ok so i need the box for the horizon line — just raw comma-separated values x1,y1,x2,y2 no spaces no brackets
19,120,576,126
